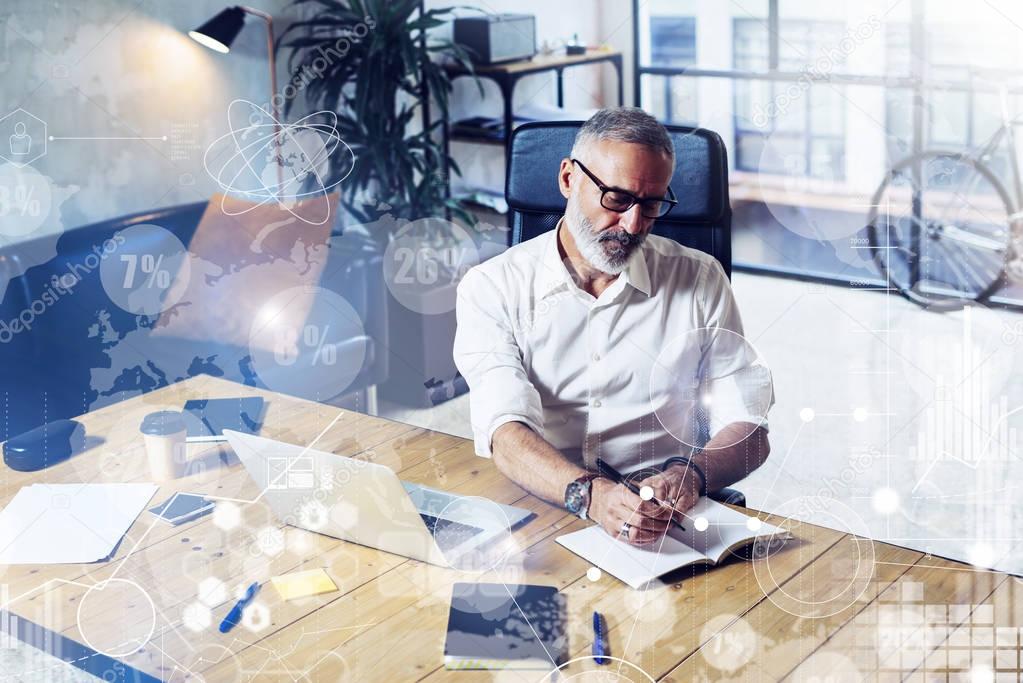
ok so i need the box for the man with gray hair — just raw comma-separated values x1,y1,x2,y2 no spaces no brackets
453,107,773,546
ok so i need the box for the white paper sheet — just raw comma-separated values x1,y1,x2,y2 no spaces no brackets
0,483,158,564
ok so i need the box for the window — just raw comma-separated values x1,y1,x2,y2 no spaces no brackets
645,16,698,125
732,19,847,180
631,0,1023,301
650,17,696,66
883,21,1022,183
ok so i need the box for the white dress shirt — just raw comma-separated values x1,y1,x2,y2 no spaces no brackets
453,220,774,475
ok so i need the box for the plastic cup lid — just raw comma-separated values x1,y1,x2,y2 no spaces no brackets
140,410,186,436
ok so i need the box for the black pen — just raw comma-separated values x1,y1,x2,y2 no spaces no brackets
595,458,686,532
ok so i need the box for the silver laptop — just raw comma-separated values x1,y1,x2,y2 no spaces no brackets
223,430,532,568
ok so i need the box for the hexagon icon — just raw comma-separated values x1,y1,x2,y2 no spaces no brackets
212,501,241,530
299,500,327,530
197,578,227,608
241,601,270,632
182,602,212,632
0,108,47,167
255,526,285,557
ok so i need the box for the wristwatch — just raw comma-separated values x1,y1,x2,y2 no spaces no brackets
564,473,600,520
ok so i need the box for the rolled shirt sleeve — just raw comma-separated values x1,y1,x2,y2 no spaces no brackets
698,259,776,436
453,268,544,457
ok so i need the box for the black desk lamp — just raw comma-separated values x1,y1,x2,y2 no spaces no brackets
189,6,284,195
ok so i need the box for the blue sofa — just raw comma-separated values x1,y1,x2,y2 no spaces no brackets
0,202,389,441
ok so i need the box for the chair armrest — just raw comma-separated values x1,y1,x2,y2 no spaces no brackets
708,487,746,508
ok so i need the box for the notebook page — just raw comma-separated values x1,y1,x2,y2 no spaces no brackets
556,525,710,589
675,498,788,564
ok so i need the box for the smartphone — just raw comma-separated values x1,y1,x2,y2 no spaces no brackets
148,493,215,526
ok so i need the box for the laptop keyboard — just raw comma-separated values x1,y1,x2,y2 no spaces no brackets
419,512,484,549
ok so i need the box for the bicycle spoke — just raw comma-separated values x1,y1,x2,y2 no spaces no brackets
929,158,990,222
940,231,1002,297
869,151,1012,307
936,240,986,296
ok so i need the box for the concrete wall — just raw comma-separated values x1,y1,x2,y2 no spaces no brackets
1,1,630,240
0,0,293,241
0,1,302,237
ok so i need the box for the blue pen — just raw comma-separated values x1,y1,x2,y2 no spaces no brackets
219,582,259,634
592,611,608,665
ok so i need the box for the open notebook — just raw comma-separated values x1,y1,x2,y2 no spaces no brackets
556,498,790,589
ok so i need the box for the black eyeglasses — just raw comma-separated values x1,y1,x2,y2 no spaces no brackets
571,158,678,219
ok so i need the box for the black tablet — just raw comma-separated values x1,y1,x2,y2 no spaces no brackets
182,397,265,443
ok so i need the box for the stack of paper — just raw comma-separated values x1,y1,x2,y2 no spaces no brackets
0,483,157,564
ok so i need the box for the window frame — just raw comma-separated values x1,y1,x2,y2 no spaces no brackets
731,17,848,180
630,0,1023,292
647,15,699,125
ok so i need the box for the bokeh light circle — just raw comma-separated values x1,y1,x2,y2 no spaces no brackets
0,163,52,237
434,495,519,575
649,328,773,450
77,579,156,658
699,613,759,672
538,655,656,682
383,217,480,315
99,224,191,315
753,497,875,619
756,128,873,242
248,285,367,402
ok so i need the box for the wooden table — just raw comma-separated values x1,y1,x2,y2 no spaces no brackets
2,375,1020,681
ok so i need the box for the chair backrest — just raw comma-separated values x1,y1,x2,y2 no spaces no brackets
505,121,732,276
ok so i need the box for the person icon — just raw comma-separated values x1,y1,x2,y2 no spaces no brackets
9,122,31,156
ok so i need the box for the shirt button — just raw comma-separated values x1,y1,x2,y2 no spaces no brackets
592,399,602,408
592,353,601,361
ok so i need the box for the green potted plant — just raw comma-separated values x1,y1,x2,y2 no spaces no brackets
277,0,477,245
277,0,483,408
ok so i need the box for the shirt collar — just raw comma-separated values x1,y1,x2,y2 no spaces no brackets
536,223,570,300
624,240,652,297
537,217,652,299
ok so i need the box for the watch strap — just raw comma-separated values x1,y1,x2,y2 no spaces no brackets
662,456,708,497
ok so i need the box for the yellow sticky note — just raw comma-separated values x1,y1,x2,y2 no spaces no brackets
271,568,338,600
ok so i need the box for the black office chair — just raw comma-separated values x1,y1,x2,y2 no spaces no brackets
507,120,732,275
505,121,745,507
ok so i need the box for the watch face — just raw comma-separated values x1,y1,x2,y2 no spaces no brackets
565,480,587,514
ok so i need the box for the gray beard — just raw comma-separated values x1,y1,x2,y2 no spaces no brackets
566,199,645,275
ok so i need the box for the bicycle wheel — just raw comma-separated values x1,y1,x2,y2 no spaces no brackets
866,151,1012,311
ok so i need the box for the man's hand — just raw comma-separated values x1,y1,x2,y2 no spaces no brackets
636,464,701,524
588,478,673,546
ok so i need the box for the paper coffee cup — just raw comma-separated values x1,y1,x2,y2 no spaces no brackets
140,410,187,481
